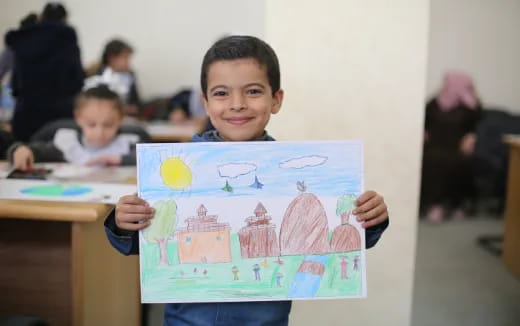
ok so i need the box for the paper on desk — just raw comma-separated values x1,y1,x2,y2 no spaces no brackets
0,179,136,204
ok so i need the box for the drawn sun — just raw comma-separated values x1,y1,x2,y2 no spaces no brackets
160,157,193,190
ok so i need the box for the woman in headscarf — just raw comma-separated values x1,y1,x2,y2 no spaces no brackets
421,71,482,223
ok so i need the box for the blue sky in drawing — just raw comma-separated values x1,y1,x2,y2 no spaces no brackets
137,141,363,201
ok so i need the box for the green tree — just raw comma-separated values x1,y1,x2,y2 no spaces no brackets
144,199,177,266
336,194,357,224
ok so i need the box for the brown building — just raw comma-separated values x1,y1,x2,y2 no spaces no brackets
176,205,232,263
238,202,280,259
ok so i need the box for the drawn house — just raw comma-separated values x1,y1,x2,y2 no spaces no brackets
176,205,232,263
238,203,280,259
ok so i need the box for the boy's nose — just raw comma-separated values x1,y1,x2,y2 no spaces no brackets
230,94,246,111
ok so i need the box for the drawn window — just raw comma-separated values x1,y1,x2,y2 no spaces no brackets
186,237,192,242
252,234,256,238
268,231,272,236
216,236,222,241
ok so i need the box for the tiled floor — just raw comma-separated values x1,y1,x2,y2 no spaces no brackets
411,217,520,326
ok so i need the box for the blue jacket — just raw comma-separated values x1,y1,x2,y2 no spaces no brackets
104,130,389,325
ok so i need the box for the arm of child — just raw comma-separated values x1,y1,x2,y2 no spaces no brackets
104,194,154,255
85,155,123,166
12,145,35,171
8,141,66,169
353,190,390,248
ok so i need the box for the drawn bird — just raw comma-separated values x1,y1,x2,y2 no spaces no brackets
297,181,307,193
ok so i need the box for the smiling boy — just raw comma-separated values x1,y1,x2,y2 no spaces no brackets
105,35,389,325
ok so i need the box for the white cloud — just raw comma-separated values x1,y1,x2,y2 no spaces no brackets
279,155,328,169
218,163,257,178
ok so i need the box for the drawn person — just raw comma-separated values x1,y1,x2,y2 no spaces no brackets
354,255,360,271
203,269,208,276
340,257,348,279
275,272,283,287
253,264,261,281
231,266,239,281
193,267,198,274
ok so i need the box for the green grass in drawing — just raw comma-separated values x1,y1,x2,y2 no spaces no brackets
141,234,362,302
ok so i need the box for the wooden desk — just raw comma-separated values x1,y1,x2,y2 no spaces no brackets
503,135,520,279
0,167,140,326
145,121,199,142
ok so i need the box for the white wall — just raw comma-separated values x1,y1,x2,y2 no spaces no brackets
265,1,428,325
428,0,520,113
0,0,264,98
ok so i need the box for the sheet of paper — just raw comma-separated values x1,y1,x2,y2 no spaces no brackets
137,140,366,303
0,179,135,204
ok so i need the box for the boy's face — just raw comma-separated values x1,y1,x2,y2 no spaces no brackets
75,99,123,148
203,58,283,141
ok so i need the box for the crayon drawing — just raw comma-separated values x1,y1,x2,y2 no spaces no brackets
137,140,365,303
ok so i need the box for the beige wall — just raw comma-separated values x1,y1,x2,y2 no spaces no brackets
0,0,264,98
265,1,428,325
428,0,520,113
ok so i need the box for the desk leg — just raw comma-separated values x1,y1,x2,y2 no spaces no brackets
503,145,520,279
71,216,141,326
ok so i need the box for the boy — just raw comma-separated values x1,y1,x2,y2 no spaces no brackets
8,85,146,170
105,36,389,325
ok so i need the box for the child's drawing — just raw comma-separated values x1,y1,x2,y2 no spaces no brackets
137,140,365,303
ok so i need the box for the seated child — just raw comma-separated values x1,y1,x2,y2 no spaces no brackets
105,35,390,326
8,85,144,170
87,39,141,116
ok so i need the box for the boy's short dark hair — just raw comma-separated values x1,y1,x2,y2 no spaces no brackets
200,35,280,99
76,85,124,115
102,39,133,65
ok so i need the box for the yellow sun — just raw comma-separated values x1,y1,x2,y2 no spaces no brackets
160,157,192,190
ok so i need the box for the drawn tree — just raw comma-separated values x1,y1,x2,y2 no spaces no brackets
330,194,361,252
336,194,357,223
143,199,178,266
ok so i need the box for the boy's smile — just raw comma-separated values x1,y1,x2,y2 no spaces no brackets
203,58,283,141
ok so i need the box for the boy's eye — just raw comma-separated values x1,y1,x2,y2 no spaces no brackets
246,89,263,95
212,90,228,97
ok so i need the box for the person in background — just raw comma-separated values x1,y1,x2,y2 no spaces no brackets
8,85,144,170
168,87,211,131
421,71,482,223
0,13,38,83
87,39,142,117
5,2,84,142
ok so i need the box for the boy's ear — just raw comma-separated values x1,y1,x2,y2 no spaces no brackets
271,89,284,114
201,92,209,114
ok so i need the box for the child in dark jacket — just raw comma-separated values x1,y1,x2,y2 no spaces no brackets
105,35,389,325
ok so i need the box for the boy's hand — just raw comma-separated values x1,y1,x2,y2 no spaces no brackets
353,190,388,228
13,145,35,171
115,194,155,231
86,155,122,166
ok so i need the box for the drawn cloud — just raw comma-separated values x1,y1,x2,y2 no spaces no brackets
279,155,328,169
218,163,257,178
